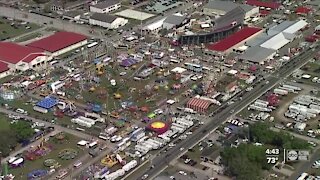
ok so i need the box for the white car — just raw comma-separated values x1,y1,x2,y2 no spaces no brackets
142,174,149,179
178,171,187,175
184,159,191,164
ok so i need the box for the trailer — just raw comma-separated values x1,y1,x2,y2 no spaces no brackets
282,84,302,91
176,120,193,128
172,123,187,129
274,88,288,95
143,140,160,149
248,105,272,112
255,99,269,106
279,86,295,93
171,126,185,133
254,101,268,108
137,136,148,144
106,127,118,135
122,160,138,172
135,144,150,153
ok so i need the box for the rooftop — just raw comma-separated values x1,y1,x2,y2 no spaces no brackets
207,27,262,52
90,13,118,23
27,31,87,53
204,0,255,13
91,0,120,9
244,0,281,9
0,42,44,64
0,61,9,73
164,14,185,25
238,46,276,63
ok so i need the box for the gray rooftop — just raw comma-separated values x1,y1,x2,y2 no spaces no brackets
213,6,245,31
266,21,295,36
238,46,276,63
92,0,120,9
90,13,117,23
204,0,254,13
164,15,185,25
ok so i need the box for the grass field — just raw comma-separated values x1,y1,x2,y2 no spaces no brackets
14,32,42,42
9,133,85,178
0,114,10,131
0,18,40,40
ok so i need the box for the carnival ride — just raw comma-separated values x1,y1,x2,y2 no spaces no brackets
43,159,60,168
146,120,170,134
58,149,78,160
24,137,53,161
100,154,126,168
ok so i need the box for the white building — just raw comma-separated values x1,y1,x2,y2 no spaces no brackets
90,0,121,14
143,18,166,33
89,13,128,29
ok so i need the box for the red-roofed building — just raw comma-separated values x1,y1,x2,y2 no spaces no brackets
245,0,281,9
27,31,88,56
295,6,312,15
0,61,10,78
207,27,262,53
186,98,212,113
0,42,48,73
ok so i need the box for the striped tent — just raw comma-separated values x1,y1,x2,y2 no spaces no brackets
186,98,211,113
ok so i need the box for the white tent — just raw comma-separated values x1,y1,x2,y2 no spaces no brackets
283,20,308,34
260,33,290,50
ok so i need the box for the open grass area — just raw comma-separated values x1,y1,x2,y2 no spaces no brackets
0,114,10,131
0,18,40,40
9,133,85,178
14,32,42,42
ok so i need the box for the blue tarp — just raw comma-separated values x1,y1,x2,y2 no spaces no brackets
36,97,58,109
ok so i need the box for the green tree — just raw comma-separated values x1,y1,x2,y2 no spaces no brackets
10,121,34,142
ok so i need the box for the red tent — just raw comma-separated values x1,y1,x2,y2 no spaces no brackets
186,98,212,113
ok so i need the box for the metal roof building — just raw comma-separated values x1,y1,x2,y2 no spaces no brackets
238,46,276,63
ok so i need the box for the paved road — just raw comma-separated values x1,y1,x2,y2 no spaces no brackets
133,46,318,179
0,2,192,39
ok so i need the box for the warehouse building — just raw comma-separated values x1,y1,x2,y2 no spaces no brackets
90,0,121,14
27,31,88,57
89,13,128,29
203,0,259,19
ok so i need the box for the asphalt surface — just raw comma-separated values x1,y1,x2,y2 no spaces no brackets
134,46,319,180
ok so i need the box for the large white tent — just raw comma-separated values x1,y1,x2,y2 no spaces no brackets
260,33,290,50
